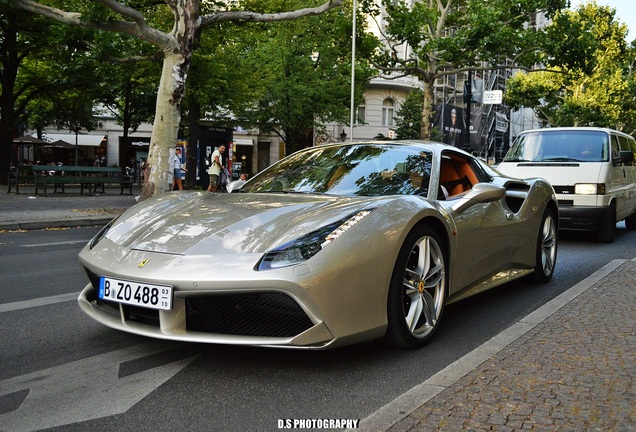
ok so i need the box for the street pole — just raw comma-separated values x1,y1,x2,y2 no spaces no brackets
75,129,79,166
349,0,356,142
465,70,472,151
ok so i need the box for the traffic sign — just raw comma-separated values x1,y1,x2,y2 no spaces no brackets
483,90,503,104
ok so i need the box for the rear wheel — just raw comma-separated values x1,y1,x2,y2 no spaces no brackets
595,203,616,243
385,226,447,349
532,207,558,283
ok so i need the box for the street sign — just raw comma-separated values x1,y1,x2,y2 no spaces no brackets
483,90,503,104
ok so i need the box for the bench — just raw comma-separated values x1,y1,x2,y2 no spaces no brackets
78,166,133,196
31,165,133,196
7,164,35,194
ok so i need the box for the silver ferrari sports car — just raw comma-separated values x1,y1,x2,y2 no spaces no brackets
78,141,558,349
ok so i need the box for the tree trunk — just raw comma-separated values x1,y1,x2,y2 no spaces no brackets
0,21,19,183
420,77,435,140
138,1,198,200
138,52,187,200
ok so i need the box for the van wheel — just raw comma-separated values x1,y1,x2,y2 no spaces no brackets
595,203,616,243
626,212,636,230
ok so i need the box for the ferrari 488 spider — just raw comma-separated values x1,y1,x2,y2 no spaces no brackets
78,141,558,349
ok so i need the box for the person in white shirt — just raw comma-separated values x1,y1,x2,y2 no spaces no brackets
206,145,226,192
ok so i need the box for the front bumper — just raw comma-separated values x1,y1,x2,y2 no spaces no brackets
557,204,611,231
78,282,337,349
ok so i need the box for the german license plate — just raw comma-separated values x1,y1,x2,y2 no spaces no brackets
98,276,173,311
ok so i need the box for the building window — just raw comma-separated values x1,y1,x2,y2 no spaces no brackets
382,98,395,127
356,100,366,125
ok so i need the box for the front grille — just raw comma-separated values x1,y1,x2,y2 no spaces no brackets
186,293,314,337
93,299,161,325
553,185,575,194
84,267,313,338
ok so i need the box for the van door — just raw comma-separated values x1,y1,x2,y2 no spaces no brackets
609,135,630,220
618,136,636,219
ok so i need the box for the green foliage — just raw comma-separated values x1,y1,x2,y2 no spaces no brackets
395,89,423,139
94,32,161,135
373,0,569,138
2,4,98,132
206,0,378,154
505,2,636,133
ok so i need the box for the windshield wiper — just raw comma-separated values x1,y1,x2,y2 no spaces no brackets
539,157,580,162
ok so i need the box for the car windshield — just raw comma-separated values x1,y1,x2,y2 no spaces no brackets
242,144,433,197
504,130,609,162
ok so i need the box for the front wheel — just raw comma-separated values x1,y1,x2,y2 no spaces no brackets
595,203,616,243
531,207,558,283
385,226,447,349
625,211,636,230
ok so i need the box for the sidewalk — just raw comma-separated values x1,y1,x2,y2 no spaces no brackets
359,258,636,431
0,185,140,231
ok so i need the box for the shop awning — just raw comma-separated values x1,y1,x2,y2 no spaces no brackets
42,133,106,147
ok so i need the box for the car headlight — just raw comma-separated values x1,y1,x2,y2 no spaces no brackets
575,183,605,195
256,210,373,270
89,216,119,250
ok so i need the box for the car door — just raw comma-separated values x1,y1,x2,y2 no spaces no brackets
436,151,516,291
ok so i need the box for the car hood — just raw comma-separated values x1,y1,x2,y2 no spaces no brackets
103,191,383,255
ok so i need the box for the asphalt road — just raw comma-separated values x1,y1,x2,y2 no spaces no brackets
1,224,635,431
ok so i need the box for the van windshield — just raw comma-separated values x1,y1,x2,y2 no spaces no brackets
504,130,609,163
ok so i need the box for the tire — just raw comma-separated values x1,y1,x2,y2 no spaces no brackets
531,207,558,283
625,211,636,230
595,203,616,243
385,226,447,349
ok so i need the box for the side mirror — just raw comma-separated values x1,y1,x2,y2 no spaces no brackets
451,183,506,214
614,150,634,165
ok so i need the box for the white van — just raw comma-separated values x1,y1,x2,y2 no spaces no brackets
497,127,636,242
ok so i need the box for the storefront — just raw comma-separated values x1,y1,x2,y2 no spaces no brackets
34,133,106,166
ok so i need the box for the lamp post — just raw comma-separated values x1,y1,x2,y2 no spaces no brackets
349,0,357,142
74,128,79,166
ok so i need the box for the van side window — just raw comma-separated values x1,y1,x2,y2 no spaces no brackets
618,136,635,166
611,135,620,160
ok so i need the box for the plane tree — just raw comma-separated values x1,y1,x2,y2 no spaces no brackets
7,0,343,199
505,3,636,134
1,6,101,169
368,0,572,140
225,0,377,154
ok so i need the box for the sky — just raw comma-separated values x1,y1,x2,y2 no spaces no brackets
569,0,636,40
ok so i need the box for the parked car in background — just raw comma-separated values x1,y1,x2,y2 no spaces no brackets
498,127,636,242
78,141,558,350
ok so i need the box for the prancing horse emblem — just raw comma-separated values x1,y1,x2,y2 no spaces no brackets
418,281,425,293
138,259,150,268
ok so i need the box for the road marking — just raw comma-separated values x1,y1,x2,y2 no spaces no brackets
0,292,79,313
0,341,198,432
21,239,91,247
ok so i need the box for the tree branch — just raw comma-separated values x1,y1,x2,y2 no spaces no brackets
201,0,342,26
10,0,174,49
